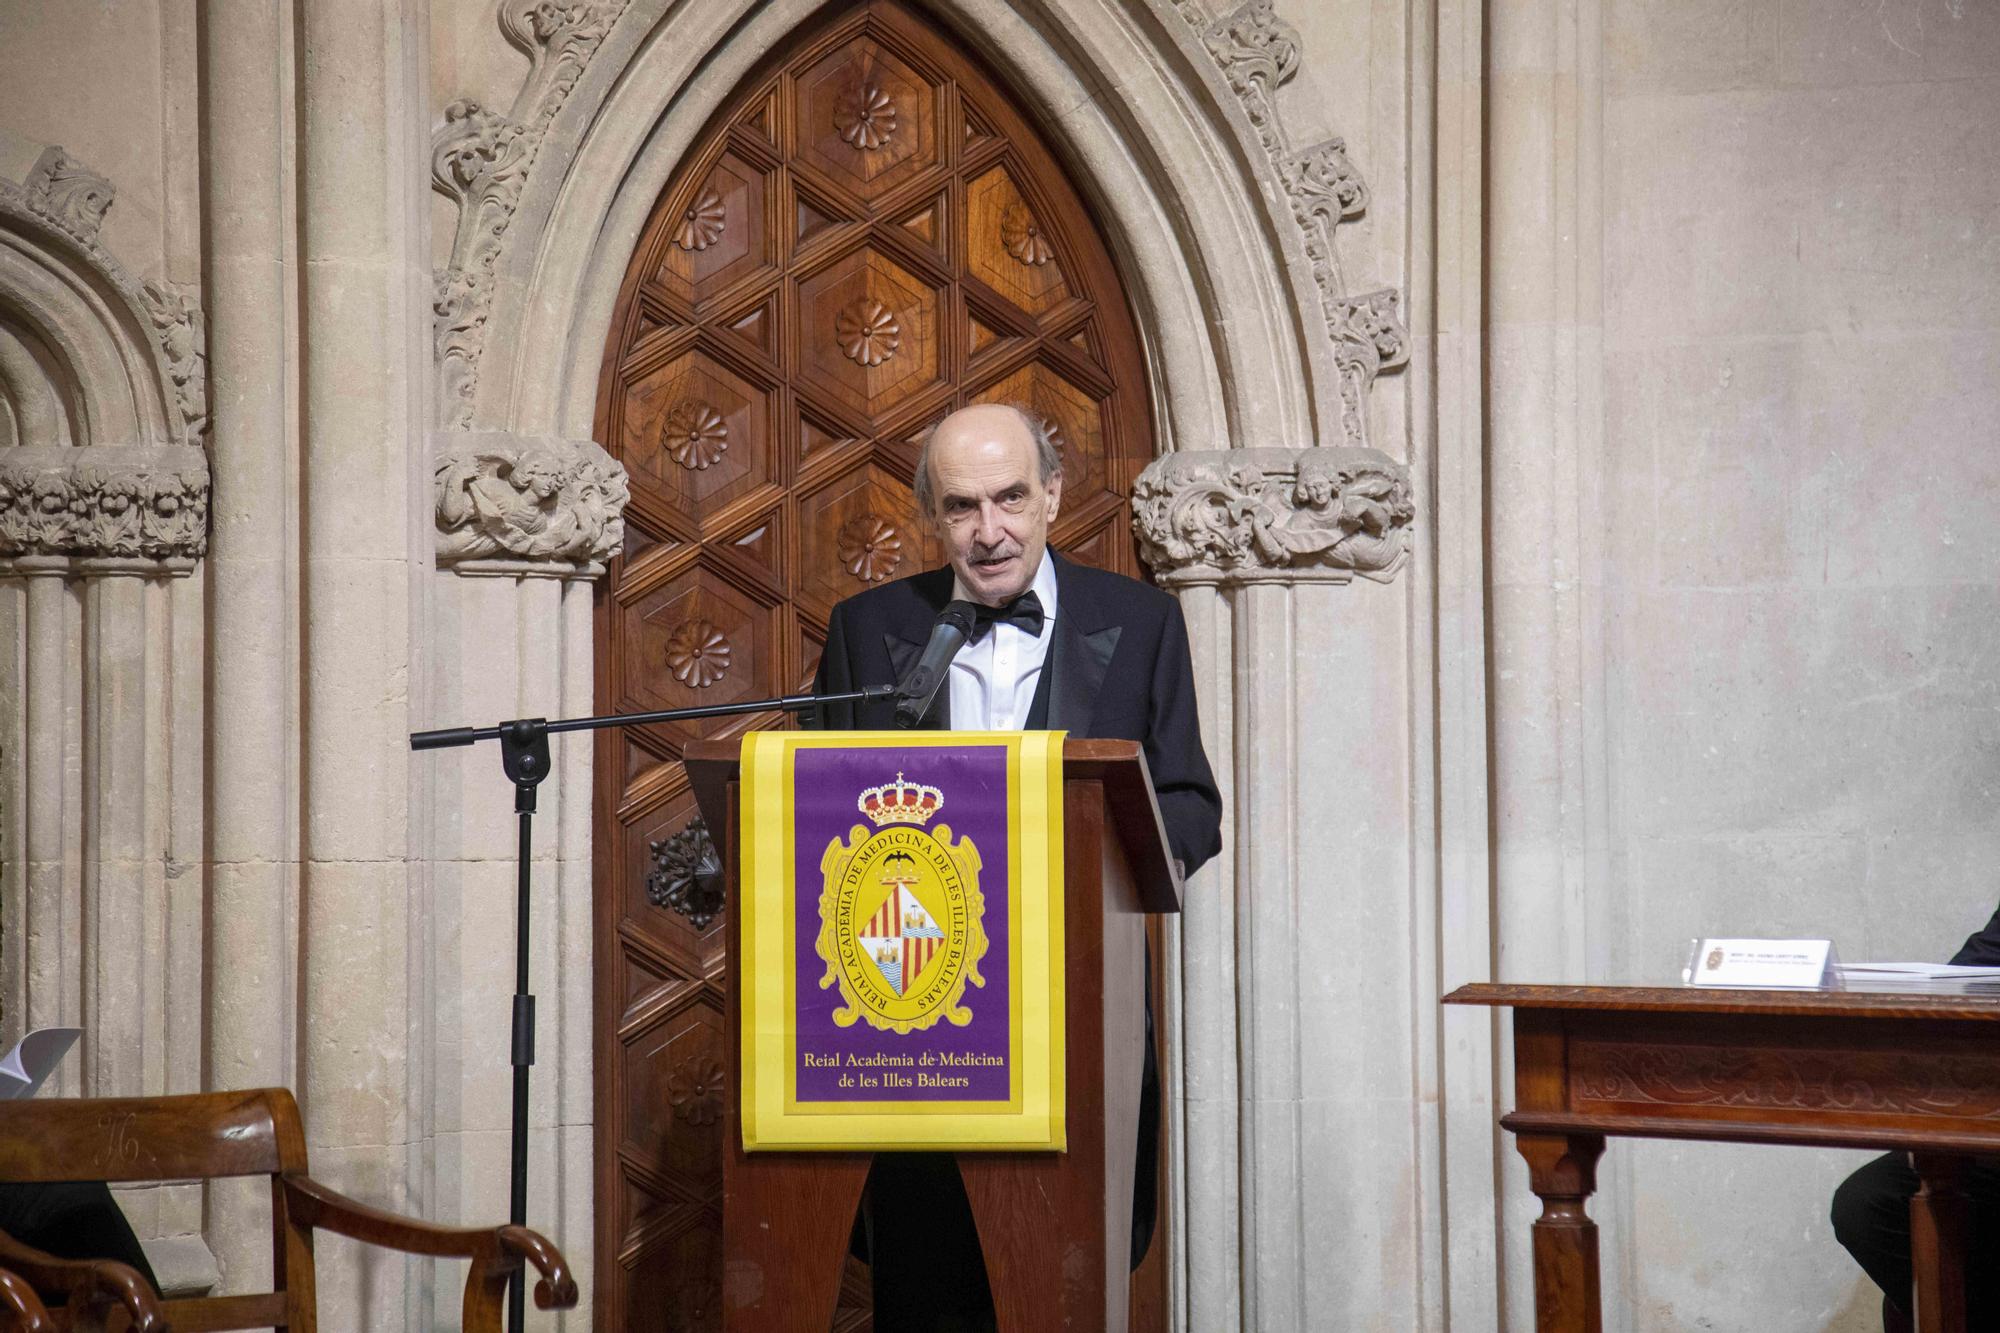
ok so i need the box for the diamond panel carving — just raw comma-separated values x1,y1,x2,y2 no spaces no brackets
653,152,773,304
796,461,931,620
971,359,1107,507
796,36,939,199
621,561,779,722
618,347,774,515
967,166,1071,316
623,1003,725,1188
795,247,943,421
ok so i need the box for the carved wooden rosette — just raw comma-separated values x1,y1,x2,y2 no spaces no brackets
1132,446,1414,586
588,4,1160,1323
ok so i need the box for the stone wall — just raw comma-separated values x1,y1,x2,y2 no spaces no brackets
0,0,1993,1329
1480,1,2000,1329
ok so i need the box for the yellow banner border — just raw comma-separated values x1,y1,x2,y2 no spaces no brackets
740,730,1066,1152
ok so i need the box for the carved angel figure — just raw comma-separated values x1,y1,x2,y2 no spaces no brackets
435,449,575,556
1244,452,1408,569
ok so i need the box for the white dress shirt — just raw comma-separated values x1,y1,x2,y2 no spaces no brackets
948,553,1059,730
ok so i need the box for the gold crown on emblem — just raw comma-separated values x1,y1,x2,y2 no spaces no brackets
859,771,942,825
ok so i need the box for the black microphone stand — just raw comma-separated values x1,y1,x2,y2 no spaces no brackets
409,683,897,1333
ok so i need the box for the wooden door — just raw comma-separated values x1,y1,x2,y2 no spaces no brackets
591,4,1157,1326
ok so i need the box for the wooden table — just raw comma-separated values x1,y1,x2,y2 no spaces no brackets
1444,983,2000,1333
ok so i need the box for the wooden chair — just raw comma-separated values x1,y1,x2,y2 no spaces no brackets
0,1253,160,1333
0,1088,578,1331
0,1266,59,1332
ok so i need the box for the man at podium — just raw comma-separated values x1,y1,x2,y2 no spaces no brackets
811,402,1221,1331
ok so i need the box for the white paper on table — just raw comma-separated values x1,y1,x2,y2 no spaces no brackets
0,1027,81,1100
1836,962,2000,980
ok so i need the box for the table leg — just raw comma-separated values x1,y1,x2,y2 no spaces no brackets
1515,1132,1606,1333
1909,1152,1970,1333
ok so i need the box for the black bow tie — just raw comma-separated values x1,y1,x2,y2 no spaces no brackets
967,590,1045,642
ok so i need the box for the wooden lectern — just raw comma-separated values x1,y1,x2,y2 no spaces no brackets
686,737,1181,1333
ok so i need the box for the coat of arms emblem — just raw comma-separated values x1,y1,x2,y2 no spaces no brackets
815,772,989,1034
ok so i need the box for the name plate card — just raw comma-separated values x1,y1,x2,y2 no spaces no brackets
1685,937,1834,989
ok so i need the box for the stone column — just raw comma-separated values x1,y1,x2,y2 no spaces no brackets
198,0,298,1297
421,430,625,1330
295,2,430,1325
1134,446,1418,1330
1484,0,1609,1325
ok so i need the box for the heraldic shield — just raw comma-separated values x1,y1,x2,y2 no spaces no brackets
815,774,990,1035
738,730,1067,1151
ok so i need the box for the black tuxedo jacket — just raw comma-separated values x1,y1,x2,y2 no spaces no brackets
810,551,1223,876
1954,908,2000,966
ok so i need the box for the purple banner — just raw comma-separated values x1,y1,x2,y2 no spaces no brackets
791,743,1013,1104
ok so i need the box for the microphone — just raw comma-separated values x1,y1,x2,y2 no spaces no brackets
893,600,979,729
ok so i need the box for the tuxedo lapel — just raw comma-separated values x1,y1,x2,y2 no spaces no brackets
1044,555,1120,737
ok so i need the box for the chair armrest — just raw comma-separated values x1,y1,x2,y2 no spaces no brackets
281,1175,578,1314
0,1231,165,1332
0,1268,56,1333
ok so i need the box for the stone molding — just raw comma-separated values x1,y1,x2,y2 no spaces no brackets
432,431,630,577
432,0,631,430
1184,0,1410,449
21,146,117,245
140,278,210,440
1132,447,1413,586
0,148,211,577
0,445,210,576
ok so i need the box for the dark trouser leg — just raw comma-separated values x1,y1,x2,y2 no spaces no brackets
863,1153,996,1333
1832,1152,2000,1328
1131,938,1160,1271
0,1181,159,1292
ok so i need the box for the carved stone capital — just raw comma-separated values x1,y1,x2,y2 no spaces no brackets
432,432,630,578
1132,447,1413,587
0,445,210,576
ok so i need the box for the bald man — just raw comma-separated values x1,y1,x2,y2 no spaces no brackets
813,403,1221,1331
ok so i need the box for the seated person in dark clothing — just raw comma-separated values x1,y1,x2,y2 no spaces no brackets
1831,902,2000,1332
0,1181,158,1294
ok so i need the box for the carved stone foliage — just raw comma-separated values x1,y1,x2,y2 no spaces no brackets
0,151,211,576
140,280,209,439
432,0,631,428
1184,0,1409,449
22,146,116,244
2,149,209,454
432,433,630,575
1132,446,1413,586
646,817,723,929
0,446,210,574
